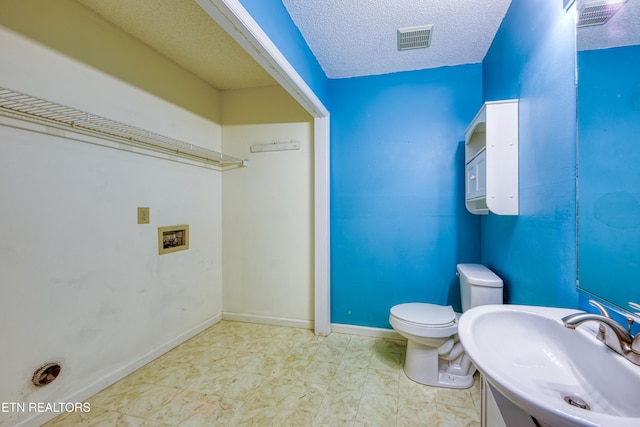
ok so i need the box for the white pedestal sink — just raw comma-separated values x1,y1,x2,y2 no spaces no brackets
458,305,640,427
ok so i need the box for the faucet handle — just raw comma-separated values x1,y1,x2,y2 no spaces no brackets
629,302,640,313
589,300,611,318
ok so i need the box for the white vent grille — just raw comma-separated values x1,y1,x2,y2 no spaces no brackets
397,25,433,51
577,0,628,27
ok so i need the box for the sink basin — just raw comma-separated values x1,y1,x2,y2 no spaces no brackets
458,305,640,427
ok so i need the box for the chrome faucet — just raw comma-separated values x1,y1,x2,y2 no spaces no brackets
562,300,640,366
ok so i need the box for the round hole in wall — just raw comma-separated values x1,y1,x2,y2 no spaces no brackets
32,363,61,386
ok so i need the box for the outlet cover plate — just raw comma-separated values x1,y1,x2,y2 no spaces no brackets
138,207,150,224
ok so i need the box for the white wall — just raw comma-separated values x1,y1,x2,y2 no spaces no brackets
222,123,314,328
0,29,223,426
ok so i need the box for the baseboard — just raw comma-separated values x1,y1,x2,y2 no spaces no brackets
17,313,222,427
222,312,313,330
218,314,403,340
331,323,406,340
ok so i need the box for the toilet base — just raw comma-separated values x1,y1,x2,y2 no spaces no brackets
403,340,475,389
404,364,475,389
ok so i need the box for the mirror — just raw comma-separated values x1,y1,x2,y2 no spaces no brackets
576,0,640,308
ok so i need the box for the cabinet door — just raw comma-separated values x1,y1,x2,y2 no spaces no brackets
481,377,507,427
482,376,538,427
466,149,486,201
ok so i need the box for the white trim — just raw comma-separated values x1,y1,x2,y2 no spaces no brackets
331,323,406,340
222,312,313,330
195,0,331,336
314,116,331,336
16,314,222,427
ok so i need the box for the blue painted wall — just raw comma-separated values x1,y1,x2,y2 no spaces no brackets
237,0,330,108
330,66,482,328
239,0,580,327
577,45,640,308
481,0,578,307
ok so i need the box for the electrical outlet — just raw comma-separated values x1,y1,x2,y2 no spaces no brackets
137,207,150,224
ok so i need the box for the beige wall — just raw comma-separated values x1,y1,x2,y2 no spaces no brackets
0,28,224,427
220,59,314,326
0,0,311,127
222,86,311,125
0,0,222,122
0,6,316,425
222,121,314,327
221,86,314,327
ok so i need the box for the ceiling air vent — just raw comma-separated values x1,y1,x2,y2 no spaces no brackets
397,25,433,51
577,0,628,27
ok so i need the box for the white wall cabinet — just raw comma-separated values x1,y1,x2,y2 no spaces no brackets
465,100,519,215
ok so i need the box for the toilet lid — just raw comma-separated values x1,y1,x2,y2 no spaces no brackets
390,303,456,326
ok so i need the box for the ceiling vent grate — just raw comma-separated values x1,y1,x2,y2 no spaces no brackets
577,0,628,27
397,25,433,51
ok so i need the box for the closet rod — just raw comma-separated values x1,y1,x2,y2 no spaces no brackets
0,87,246,170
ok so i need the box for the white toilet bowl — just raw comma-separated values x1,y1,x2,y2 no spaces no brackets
389,264,504,389
390,302,475,388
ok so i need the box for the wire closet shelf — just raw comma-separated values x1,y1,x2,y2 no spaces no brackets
0,87,245,170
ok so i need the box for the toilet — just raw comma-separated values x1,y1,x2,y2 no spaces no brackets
389,263,503,389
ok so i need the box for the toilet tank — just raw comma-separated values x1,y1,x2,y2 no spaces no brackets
457,263,503,312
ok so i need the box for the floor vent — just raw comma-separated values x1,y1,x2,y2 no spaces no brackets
397,25,433,51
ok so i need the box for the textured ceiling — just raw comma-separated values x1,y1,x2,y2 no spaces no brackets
576,0,640,51
75,0,277,90
282,0,512,79
76,0,515,89
67,0,640,100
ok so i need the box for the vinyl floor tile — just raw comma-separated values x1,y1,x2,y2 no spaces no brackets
43,321,480,426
